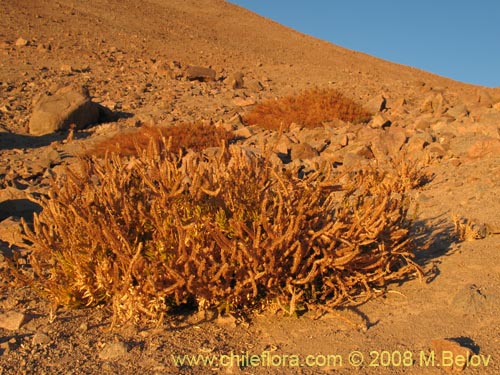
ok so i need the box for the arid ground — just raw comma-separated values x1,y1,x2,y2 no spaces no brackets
1,1,499,374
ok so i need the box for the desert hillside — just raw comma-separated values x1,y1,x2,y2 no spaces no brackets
1,1,499,374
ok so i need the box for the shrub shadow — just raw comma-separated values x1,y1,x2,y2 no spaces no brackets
411,214,459,284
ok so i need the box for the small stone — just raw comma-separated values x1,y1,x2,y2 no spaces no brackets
421,93,447,115
339,134,349,147
446,104,469,119
290,143,319,160
431,339,473,373
60,64,73,73
414,119,431,132
476,89,494,107
233,126,254,139
371,126,407,159
232,97,255,107
364,94,387,113
77,321,89,333
99,341,129,361
32,332,51,346
247,80,264,92
15,37,28,47
369,113,391,129
427,142,447,158
216,314,238,328
0,216,25,248
0,338,16,354
36,43,51,52
185,66,216,82
230,72,244,89
0,311,26,330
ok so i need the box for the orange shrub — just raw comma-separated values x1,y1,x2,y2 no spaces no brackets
20,142,424,325
90,122,235,157
243,88,371,130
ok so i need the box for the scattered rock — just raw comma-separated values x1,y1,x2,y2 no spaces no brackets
339,134,349,147
42,148,61,167
216,314,238,328
421,93,447,115
0,338,17,355
272,134,293,155
431,338,473,373
342,145,374,169
294,127,331,153
290,142,319,160
98,341,129,361
370,126,407,159
28,85,107,135
0,216,24,248
230,72,244,89
390,97,407,114
414,119,431,132
369,113,391,129
232,97,255,107
32,332,51,346
427,142,447,158
475,89,494,108
364,94,387,113
60,64,73,73
185,66,216,82
405,132,433,154
0,311,26,330
233,126,254,139
247,80,264,92
446,103,469,119
36,43,52,52
14,37,28,47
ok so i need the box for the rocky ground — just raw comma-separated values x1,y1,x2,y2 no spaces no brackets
1,0,500,374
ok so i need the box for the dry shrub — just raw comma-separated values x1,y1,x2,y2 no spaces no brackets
21,142,424,325
243,88,371,130
90,122,235,157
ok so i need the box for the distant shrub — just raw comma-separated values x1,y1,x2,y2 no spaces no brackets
90,122,235,157
243,88,371,130
21,141,424,325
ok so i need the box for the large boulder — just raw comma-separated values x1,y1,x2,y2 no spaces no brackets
29,85,105,136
